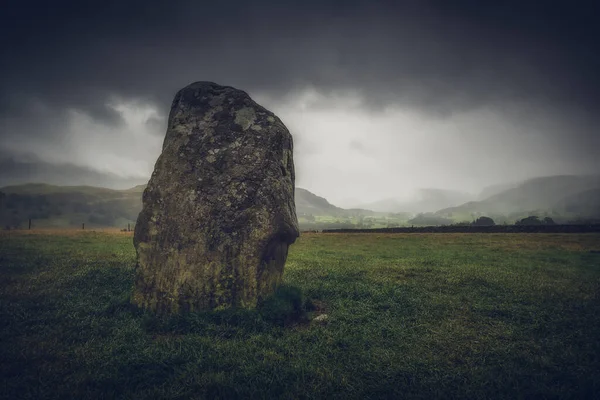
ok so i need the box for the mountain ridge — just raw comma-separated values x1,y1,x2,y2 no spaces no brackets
2,174,599,229
0,183,374,229
435,174,600,221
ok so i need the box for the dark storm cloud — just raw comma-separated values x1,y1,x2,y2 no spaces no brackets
1,0,599,121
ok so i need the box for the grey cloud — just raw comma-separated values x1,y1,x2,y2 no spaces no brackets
349,141,371,156
0,0,598,197
144,116,166,135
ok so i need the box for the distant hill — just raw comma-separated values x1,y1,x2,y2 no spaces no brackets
359,188,473,213
553,188,600,217
478,182,518,200
0,183,140,196
295,188,346,217
0,183,145,229
120,184,147,193
436,175,600,222
6,175,596,230
0,183,376,229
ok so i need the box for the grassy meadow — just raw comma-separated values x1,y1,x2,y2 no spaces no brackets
1,231,599,399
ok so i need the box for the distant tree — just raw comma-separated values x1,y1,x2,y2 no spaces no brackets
515,216,542,225
305,214,315,222
543,217,556,225
472,216,495,226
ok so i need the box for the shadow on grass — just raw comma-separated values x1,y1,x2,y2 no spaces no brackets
3,256,316,338
141,285,316,336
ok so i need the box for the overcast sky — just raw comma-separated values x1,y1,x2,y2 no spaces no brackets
1,0,598,206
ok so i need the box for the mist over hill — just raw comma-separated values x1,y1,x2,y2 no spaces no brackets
553,188,600,217
1,174,599,230
357,188,473,214
436,175,600,223
477,182,519,200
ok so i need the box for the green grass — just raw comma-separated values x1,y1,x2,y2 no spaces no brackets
1,232,599,399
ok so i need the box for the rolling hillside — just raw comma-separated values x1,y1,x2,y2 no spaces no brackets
3,175,597,229
0,183,145,229
554,188,600,217
0,183,377,229
435,175,600,222
294,188,346,217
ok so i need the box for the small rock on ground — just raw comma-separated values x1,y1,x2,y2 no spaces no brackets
312,314,329,323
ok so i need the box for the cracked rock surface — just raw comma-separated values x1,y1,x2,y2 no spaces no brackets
133,82,299,313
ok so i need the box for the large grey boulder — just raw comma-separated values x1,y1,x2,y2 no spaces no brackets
133,82,299,313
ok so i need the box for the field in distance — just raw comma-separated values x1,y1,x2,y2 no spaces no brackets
1,232,599,399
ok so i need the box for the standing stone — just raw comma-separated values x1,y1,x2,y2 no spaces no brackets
133,82,299,313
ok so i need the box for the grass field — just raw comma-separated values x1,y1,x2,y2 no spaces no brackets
1,231,599,399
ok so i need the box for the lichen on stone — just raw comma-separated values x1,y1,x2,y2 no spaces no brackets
234,107,257,131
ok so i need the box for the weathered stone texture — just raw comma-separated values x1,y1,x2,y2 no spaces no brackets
133,82,299,313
